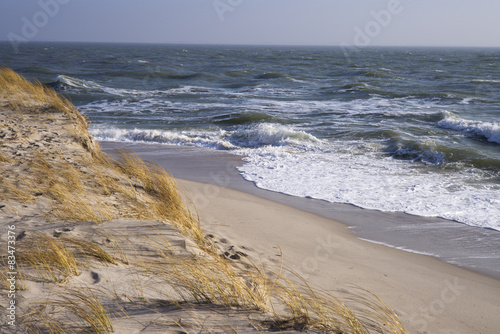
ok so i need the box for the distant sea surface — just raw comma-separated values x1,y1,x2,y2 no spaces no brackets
2,42,499,231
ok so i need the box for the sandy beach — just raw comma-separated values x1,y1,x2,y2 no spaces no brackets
1,67,500,334
180,179,500,334
102,142,500,334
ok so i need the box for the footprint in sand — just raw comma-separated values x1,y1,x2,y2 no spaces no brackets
53,227,74,237
90,271,100,284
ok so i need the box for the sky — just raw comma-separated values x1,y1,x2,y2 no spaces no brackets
1,0,499,48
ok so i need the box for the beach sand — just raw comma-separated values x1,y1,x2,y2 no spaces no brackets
101,142,500,334
1,68,500,333
179,179,500,334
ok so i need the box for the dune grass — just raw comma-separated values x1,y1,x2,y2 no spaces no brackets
135,236,407,334
9,230,118,284
0,67,88,130
20,288,114,334
55,288,114,334
16,232,80,283
111,150,206,247
0,152,9,163
0,68,408,333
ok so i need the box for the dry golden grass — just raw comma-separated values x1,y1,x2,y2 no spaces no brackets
94,230,130,265
0,258,27,292
19,288,115,334
267,276,407,333
55,288,114,334
5,231,118,286
61,237,117,266
139,252,270,311
135,236,407,334
17,232,80,283
111,150,206,247
20,306,70,334
0,179,37,202
0,152,9,163
0,67,88,131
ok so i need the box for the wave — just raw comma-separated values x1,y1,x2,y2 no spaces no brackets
91,128,236,150
226,123,322,149
91,123,322,151
254,72,288,80
225,70,251,77
438,112,500,144
210,111,277,125
161,72,218,80
340,82,372,91
472,79,500,84
164,85,213,95
337,82,388,96
49,74,220,98
48,75,152,97
361,69,394,78
385,137,446,165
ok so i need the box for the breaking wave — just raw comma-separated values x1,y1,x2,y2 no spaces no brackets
438,111,500,144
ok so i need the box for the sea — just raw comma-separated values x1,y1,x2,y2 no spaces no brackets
1,42,499,232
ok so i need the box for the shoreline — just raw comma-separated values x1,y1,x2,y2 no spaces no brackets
100,141,500,333
101,141,500,281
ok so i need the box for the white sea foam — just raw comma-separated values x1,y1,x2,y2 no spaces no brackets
235,96,439,118
92,127,237,150
91,123,322,151
55,75,156,97
237,140,500,231
472,79,500,83
227,123,323,148
438,111,500,144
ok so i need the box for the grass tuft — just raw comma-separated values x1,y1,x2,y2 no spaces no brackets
112,150,206,247
55,287,114,334
19,305,71,334
139,251,270,311
17,232,80,282
62,236,118,266
0,152,9,163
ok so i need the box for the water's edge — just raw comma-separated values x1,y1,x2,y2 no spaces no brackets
101,141,500,280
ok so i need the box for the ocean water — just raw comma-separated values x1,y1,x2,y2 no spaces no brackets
1,42,499,230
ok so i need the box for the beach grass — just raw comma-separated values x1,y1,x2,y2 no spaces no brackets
55,288,115,334
0,67,88,127
20,288,115,334
17,231,80,283
0,67,408,333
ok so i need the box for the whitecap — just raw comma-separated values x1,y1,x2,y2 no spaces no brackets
438,111,500,144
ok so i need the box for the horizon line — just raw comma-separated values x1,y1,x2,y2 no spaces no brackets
1,40,499,50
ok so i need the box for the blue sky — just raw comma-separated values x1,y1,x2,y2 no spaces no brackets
1,0,499,47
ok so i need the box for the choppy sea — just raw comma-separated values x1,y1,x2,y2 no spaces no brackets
1,42,499,231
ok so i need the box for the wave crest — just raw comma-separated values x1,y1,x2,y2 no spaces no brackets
438,112,500,144
227,123,322,149
91,123,322,151
48,75,154,97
